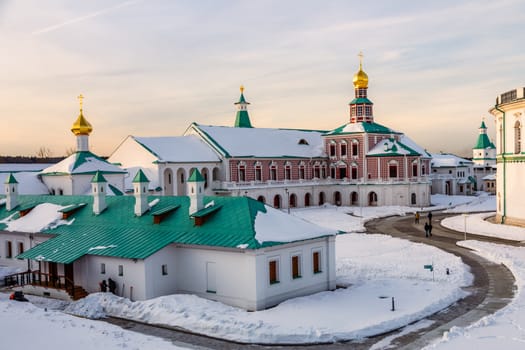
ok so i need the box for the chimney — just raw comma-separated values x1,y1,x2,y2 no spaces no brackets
4,173,19,211
91,171,107,215
133,169,150,216
187,169,204,215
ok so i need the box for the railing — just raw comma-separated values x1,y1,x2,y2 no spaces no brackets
3,270,70,291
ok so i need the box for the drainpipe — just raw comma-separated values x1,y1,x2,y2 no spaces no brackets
495,104,506,223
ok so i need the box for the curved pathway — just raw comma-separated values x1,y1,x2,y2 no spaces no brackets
104,212,517,349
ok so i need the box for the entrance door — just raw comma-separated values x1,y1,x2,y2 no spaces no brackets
64,263,74,292
206,262,216,293
49,262,58,287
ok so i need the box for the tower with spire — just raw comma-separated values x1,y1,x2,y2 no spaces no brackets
234,85,253,128
71,94,93,152
472,118,496,166
349,52,374,124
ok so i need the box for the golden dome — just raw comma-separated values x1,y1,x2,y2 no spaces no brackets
353,52,368,88
353,62,368,89
71,94,93,136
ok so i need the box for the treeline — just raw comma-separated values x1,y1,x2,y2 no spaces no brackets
0,156,64,163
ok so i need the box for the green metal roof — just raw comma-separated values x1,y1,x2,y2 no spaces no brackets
474,133,496,149
188,169,204,182
191,204,222,218
7,195,312,264
348,97,373,105
234,110,253,128
326,121,399,136
91,171,107,183
132,169,150,183
235,93,249,105
108,184,124,196
4,173,18,184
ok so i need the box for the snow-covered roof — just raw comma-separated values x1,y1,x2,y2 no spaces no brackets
482,174,496,181
0,172,48,194
325,121,400,135
190,123,326,158
133,135,221,163
41,151,125,176
367,138,420,157
0,163,56,173
430,153,473,168
399,135,432,158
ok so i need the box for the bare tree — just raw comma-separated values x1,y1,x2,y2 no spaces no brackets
36,146,52,158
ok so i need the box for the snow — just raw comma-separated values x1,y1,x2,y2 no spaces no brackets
0,163,55,172
367,138,416,156
41,152,124,175
1,203,69,233
133,135,220,162
254,205,336,243
148,198,160,208
442,212,525,241
399,135,432,158
426,240,525,349
1,193,523,348
0,171,49,194
430,153,473,167
194,124,326,158
88,245,118,252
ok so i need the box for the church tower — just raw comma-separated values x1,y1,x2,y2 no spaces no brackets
71,94,93,152
349,53,374,124
187,168,205,215
234,85,253,128
91,171,107,215
472,119,496,166
133,169,150,217
4,173,18,211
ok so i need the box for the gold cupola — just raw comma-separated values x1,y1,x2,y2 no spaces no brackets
353,52,369,89
71,94,93,136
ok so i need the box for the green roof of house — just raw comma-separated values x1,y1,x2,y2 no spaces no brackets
132,169,150,183
188,169,204,182
6,195,323,264
348,97,373,105
325,121,399,136
4,173,18,184
474,133,496,149
91,171,107,183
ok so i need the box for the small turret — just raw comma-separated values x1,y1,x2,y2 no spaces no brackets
187,169,204,215
91,171,107,215
234,85,253,128
4,173,18,211
71,94,93,152
133,169,150,217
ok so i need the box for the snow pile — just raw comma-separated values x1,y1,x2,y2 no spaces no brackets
254,205,336,243
442,213,525,242
427,241,525,349
0,293,183,350
1,203,70,233
443,193,495,213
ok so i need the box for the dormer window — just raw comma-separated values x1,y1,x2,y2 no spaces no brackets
298,139,309,145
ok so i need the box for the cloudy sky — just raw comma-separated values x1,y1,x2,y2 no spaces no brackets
0,0,523,157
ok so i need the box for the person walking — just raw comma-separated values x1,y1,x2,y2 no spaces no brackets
424,222,430,237
428,223,433,237
428,211,433,222
415,212,420,224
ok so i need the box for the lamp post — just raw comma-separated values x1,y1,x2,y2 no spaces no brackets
285,188,290,214
462,213,468,240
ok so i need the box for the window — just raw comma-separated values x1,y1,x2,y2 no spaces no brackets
291,255,301,279
411,193,417,205
329,143,336,157
180,173,185,184
101,263,106,274
285,165,291,180
269,259,279,284
357,105,363,116
162,264,168,276
269,164,277,180
313,166,320,178
238,165,246,182
17,241,24,255
312,250,322,274
118,265,123,276
299,165,305,180
6,241,12,258
351,165,358,179
365,105,372,116
340,142,347,157
352,141,359,157
389,162,398,178
255,165,262,181
515,121,521,154
412,163,418,177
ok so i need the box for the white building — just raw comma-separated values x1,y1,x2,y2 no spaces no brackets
430,153,474,195
2,171,336,310
472,119,496,191
490,87,525,225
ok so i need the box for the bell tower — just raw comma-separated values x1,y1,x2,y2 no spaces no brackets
349,52,374,124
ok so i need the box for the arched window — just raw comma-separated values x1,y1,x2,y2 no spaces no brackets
304,193,311,207
368,192,378,206
334,191,341,206
269,162,277,181
289,194,297,208
515,121,521,154
254,161,262,182
350,191,358,206
340,141,347,158
257,196,266,203
299,162,306,180
330,165,336,179
285,161,292,180
273,195,281,208
352,140,359,157
412,161,418,177
318,192,325,206
411,193,417,205
329,141,336,157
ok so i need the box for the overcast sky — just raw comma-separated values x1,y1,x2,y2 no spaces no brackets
1,0,524,157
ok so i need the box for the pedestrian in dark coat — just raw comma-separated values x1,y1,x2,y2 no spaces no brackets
428,223,433,237
428,211,433,221
424,222,430,237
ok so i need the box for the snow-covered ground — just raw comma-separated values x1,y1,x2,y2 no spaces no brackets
0,192,521,349
442,213,525,242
